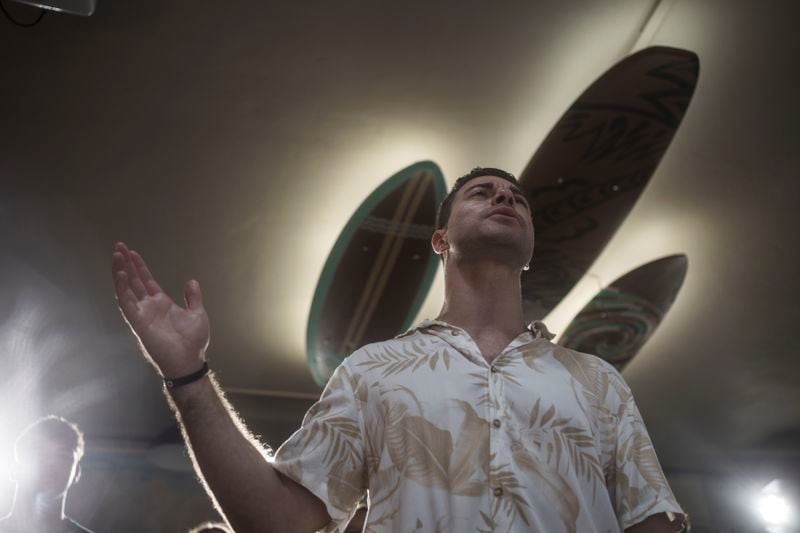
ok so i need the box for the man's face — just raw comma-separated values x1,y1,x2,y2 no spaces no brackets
15,439,79,496
435,175,534,267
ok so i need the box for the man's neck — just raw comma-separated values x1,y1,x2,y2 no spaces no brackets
6,488,70,532
437,258,527,351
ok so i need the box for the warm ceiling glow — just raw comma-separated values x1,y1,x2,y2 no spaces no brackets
545,213,702,341
263,2,696,368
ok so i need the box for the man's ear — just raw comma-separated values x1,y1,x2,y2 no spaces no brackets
431,229,449,255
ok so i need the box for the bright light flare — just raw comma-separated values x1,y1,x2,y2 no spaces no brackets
755,479,795,530
758,494,792,526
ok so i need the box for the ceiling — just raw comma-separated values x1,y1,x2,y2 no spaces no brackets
1,0,799,530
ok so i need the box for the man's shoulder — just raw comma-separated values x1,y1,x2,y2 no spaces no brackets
551,343,617,370
550,344,629,390
343,328,434,366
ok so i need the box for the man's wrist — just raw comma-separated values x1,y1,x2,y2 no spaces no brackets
164,362,210,390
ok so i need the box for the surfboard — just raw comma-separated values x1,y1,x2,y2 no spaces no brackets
518,46,699,321
558,254,688,371
306,161,446,386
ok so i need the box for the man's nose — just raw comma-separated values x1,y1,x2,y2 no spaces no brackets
493,187,515,206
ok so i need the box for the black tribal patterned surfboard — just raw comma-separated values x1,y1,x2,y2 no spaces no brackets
518,46,699,322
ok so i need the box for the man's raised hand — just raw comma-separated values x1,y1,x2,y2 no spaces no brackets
112,242,210,378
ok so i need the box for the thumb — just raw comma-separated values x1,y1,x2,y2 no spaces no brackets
184,279,204,311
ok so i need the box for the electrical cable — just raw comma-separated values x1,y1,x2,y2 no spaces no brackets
0,0,45,27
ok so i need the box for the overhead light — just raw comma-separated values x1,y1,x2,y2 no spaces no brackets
759,494,791,526
7,0,96,16
757,480,794,529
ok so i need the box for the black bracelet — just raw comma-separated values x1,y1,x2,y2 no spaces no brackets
164,362,210,389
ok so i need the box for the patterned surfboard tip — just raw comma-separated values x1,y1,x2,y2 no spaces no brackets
519,46,699,322
559,254,688,370
306,161,446,386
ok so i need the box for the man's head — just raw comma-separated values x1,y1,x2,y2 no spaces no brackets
12,415,84,496
435,167,522,230
432,167,534,270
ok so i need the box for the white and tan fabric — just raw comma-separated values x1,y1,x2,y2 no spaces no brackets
272,320,682,532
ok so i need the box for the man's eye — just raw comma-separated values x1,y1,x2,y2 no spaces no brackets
471,190,486,196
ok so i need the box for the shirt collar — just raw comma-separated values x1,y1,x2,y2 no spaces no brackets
397,318,556,342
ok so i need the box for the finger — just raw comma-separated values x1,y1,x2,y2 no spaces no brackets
111,250,135,301
183,280,204,312
118,245,148,300
113,270,141,321
111,243,129,282
130,250,164,296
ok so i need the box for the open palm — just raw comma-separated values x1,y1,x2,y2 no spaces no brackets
112,242,210,377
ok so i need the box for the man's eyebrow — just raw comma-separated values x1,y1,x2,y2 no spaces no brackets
465,181,493,192
464,180,529,204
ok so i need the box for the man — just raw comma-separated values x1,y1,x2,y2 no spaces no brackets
112,167,684,532
0,416,94,533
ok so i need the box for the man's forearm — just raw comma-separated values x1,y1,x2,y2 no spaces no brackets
165,374,327,533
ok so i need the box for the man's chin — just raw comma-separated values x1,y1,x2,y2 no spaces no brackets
466,234,531,265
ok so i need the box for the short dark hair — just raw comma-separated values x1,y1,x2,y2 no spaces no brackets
14,415,85,462
435,167,521,230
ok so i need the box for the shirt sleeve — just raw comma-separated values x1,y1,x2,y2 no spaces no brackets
271,363,367,533
608,377,684,530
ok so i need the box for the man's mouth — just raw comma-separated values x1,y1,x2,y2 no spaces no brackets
487,207,520,222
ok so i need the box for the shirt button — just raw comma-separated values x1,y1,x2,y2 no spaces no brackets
490,366,497,373
493,487,503,497
451,329,460,336
492,419,501,428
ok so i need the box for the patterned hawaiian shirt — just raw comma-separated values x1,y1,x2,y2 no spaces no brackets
272,320,682,532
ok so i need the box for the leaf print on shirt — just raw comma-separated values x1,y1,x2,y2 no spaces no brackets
510,446,579,533
382,395,452,490
357,341,451,377
348,371,370,405
525,398,604,501
518,342,550,371
381,395,490,496
327,460,365,512
477,509,497,533
619,426,669,494
553,345,620,467
295,374,362,469
553,346,612,412
611,466,662,525
448,400,490,496
467,371,494,409
488,357,523,386
490,462,531,527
